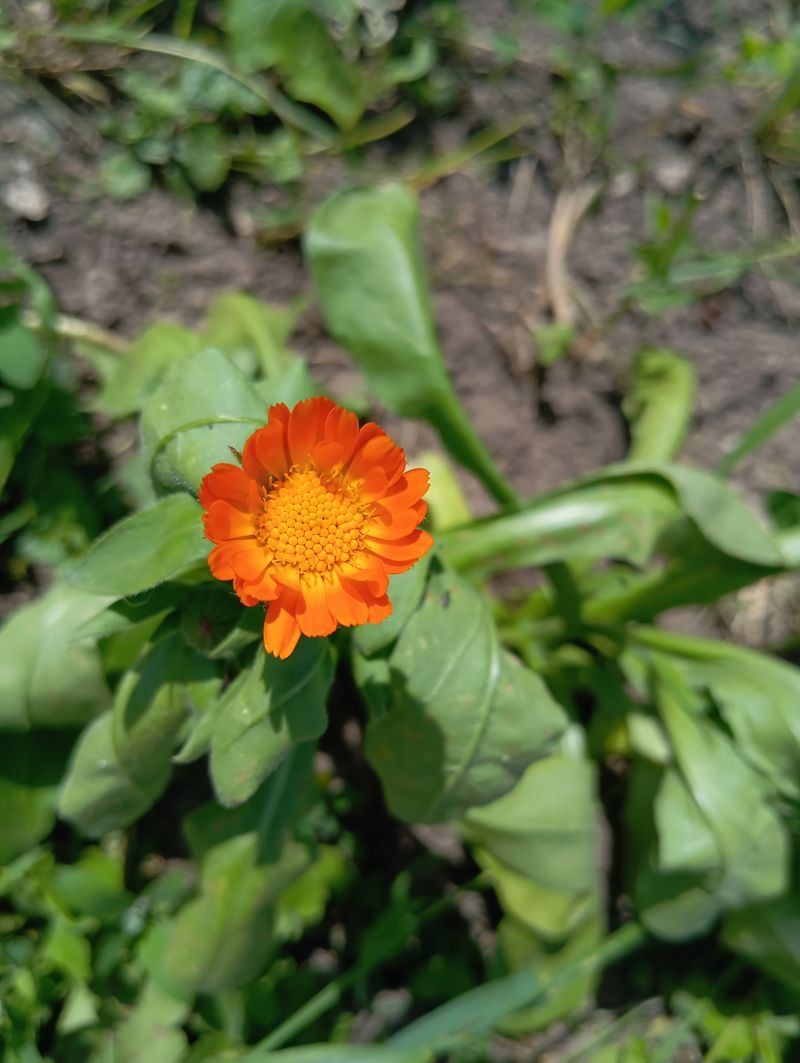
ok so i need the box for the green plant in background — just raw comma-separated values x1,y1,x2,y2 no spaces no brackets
2,0,460,202
3,177,800,1060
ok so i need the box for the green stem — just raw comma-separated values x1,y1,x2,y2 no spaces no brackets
433,393,518,508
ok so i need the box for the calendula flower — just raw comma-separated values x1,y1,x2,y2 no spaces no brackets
200,396,433,659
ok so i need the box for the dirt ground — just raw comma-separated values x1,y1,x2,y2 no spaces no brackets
2,0,799,645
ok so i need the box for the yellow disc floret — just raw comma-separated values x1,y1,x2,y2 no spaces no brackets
254,467,371,574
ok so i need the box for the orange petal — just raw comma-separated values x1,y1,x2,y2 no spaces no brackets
237,567,279,602
368,499,427,539
203,499,255,542
348,432,405,484
326,578,369,627
339,554,389,596
366,528,433,571
287,397,337,466
296,575,337,638
209,540,269,582
243,421,289,483
366,594,392,624
314,439,346,474
263,595,302,659
199,463,250,510
381,468,430,509
324,405,360,462
359,465,389,502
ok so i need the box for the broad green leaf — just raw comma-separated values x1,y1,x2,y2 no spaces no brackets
495,909,601,1035
112,632,220,787
43,916,91,983
180,584,262,658
69,494,208,597
204,291,300,378
305,184,515,505
183,742,318,862
441,478,680,575
112,980,189,1063
366,566,567,823
174,123,231,191
278,12,362,129
464,753,596,894
165,833,308,993
210,639,335,806
0,582,110,730
222,0,307,73
76,584,188,642
722,898,800,992
655,769,719,873
444,461,784,579
634,627,800,801
140,347,264,492
0,731,74,862
0,379,48,492
51,846,131,920
102,150,151,199
0,304,47,389
655,661,788,909
61,635,218,837
623,348,695,461
58,711,168,837
275,844,349,940
97,324,205,419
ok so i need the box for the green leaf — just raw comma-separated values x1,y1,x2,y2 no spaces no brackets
365,565,567,822
43,916,92,982
184,741,318,862
204,291,301,378
111,980,189,1063
305,184,515,505
59,711,167,836
717,379,800,476
0,304,47,389
464,752,596,894
277,12,362,129
70,494,208,597
0,731,74,862
417,450,471,532
175,123,231,191
97,324,205,419
60,635,218,836
165,832,307,993
389,924,645,1053
634,627,800,802
623,348,695,461
0,379,48,492
140,347,264,492
655,769,719,873
112,632,220,787
441,478,680,576
76,584,188,642
102,150,152,200
222,0,307,73
210,638,335,806
0,582,110,730
654,661,788,909
722,898,800,992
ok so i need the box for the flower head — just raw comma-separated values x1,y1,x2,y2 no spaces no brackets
200,396,433,659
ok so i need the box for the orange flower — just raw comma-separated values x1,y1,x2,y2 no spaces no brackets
200,397,433,659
